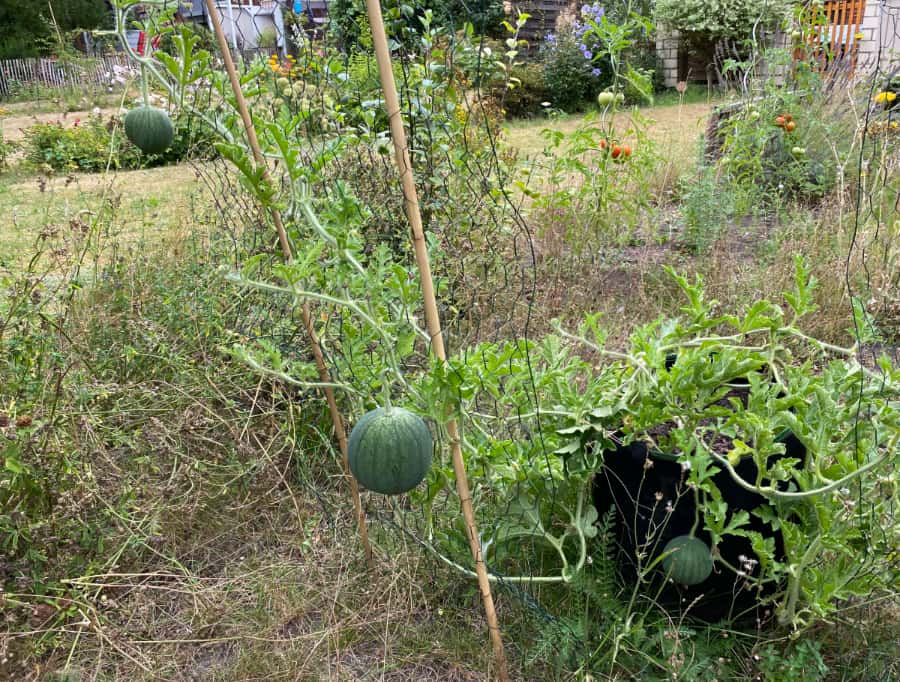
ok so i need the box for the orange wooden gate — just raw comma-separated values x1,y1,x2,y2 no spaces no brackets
796,0,867,76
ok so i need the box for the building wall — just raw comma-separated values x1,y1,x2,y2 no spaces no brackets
656,27,679,87
209,3,285,52
656,0,900,88
856,0,900,75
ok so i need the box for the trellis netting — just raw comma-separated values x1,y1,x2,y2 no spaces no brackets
113,0,897,675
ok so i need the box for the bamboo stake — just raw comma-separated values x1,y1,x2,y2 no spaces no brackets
362,1,509,679
203,0,373,568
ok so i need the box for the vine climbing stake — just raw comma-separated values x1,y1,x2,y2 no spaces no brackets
362,0,510,678
202,0,374,569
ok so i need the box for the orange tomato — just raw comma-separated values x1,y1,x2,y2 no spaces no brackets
785,121,797,132
775,116,786,127
622,145,632,157
611,145,622,159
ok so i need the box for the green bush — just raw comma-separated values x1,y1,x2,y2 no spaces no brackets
654,0,793,46
24,111,215,172
541,33,607,112
497,62,547,118
24,115,142,171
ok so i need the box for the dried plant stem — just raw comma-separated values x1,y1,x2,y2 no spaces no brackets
202,0,373,569
363,0,509,678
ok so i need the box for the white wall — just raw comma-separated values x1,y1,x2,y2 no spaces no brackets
211,3,285,52
856,0,900,76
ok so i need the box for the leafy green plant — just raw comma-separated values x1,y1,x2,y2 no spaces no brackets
494,62,546,118
548,262,898,629
24,115,140,171
527,109,660,251
753,639,829,681
23,109,213,172
679,163,734,253
540,31,606,113
0,128,17,170
654,0,793,46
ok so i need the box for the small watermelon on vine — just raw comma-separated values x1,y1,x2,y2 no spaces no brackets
348,406,433,495
124,106,174,155
661,535,714,585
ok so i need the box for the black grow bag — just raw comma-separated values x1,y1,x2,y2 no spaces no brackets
592,430,805,623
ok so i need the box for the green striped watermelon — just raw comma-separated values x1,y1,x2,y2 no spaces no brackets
348,407,432,495
661,535,713,585
124,106,174,155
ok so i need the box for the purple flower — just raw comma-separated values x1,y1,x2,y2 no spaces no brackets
544,32,556,45
591,68,601,76
583,50,593,60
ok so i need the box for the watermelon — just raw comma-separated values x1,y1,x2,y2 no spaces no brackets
348,407,432,495
124,106,174,155
661,535,714,585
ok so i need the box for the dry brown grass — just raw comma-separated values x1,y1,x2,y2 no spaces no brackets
501,101,714,159
0,164,209,267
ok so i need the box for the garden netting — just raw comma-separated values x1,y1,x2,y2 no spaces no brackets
112,0,899,674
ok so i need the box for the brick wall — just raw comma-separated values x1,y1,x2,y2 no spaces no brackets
655,27,680,87
856,0,900,75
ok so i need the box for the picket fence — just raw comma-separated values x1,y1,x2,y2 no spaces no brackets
0,54,137,98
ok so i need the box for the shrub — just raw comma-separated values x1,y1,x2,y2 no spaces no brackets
540,32,606,112
24,111,215,172
654,0,793,46
24,115,142,171
498,62,547,118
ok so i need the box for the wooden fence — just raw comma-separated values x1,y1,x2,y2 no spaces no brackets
797,0,867,77
0,54,138,99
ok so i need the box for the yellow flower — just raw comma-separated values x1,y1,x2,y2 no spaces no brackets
874,91,897,103
892,122,899,129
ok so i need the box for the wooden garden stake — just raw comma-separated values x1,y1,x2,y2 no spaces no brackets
203,0,373,569
362,1,510,679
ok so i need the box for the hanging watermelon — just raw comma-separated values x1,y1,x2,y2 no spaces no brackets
348,407,433,495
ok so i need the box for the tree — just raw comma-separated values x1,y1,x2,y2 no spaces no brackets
0,0,112,58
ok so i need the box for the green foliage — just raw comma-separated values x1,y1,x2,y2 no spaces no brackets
529,110,660,250
654,0,793,44
0,129,18,170
497,62,547,118
24,115,142,171
710,42,850,207
679,163,734,253
0,0,111,58
549,265,898,629
328,0,505,49
23,110,214,172
540,33,607,112
754,640,829,681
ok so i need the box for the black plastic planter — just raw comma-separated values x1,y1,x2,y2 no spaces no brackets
592,431,806,623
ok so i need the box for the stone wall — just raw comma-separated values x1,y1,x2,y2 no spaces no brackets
656,27,680,87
